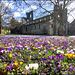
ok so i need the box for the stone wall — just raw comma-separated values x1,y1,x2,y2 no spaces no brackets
21,20,54,35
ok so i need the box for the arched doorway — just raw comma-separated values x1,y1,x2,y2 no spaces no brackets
42,27,47,35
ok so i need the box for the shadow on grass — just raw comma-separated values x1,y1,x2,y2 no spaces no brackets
6,33,60,36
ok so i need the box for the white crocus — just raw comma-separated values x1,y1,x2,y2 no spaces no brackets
25,65,29,70
25,63,38,70
57,50,64,54
1,50,4,53
29,63,38,70
30,55,32,59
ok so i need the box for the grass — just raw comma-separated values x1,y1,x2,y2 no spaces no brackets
0,33,6,35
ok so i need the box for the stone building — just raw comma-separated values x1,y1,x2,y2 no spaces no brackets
68,20,75,35
11,5,68,35
20,13,54,35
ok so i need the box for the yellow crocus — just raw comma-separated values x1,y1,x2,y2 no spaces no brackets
4,69,7,73
16,67,19,70
33,47,37,49
4,64,7,67
20,69,23,72
12,64,13,66
4,50,6,51
58,43,59,45
67,54,71,58
14,62,18,66
4,47,9,48
50,47,54,49
55,46,57,47
12,69,15,71
20,62,23,65
64,54,68,56
73,55,75,57
69,54,73,57
9,53,12,57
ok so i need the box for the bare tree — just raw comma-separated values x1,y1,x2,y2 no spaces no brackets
19,0,75,35
0,1,22,34
38,0,75,35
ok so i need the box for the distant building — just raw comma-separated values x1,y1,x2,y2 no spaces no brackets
11,5,68,35
68,20,75,35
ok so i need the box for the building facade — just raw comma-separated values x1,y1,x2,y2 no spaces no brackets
11,5,68,35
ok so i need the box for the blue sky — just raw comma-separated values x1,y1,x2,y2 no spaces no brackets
0,0,75,25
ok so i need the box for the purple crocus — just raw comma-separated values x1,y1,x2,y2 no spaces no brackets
1,56,4,59
55,56,59,59
15,53,18,56
21,59,23,62
7,66,11,71
59,54,64,60
74,67,75,70
43,53,45,56
10,60,13,63
69,66,73,73
14,57,16,60
47,62,50,64
54,69,57,71
39,50,41,52
47,56,50,59
42,58,46,61
41,61,43,65
51,56,54,59
58,64,61,69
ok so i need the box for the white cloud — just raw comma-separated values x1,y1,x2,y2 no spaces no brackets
68,15,74,23
67,1,75,23
21,8,30,14
30,5,37,10
2,1,14,9
14,12,21,17
17,18,21,22
21,5,37,14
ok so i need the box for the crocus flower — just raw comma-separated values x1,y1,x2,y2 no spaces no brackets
10,60,13,63
58,64,61,69
9,53,12,57
47,56,50,59
74,67,75,70
4,64,7,67
59,54,64,60
25,65,29,70
15,53,18,56
39,50,41,52
29,63,38,70
69,66,73,72
55,56,59,59
47,62,50,64
20,62,23,65
1,56,4,59
44,50,46,52
54,69,57,71
14,57,16,60
42,58,46,61
7,66,11,71
50,56,54,60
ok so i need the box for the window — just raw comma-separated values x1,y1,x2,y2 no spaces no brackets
26,27,27,31
35,26,36,29
30,14,31,18
51,24,53,28
44,18,46,20
39,24,40,29
50,16,51,19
